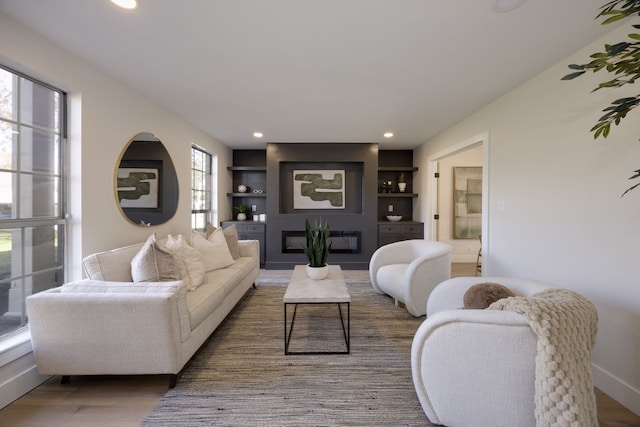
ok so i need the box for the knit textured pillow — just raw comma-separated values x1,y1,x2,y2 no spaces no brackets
463,282,515,309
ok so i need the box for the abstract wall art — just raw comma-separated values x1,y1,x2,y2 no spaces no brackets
293,170,345,209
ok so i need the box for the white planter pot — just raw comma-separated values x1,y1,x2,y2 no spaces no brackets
237,213,247,221
306,264,329,280
398,182,407,192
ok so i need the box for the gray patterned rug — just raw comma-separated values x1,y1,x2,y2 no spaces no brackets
140,279,433,426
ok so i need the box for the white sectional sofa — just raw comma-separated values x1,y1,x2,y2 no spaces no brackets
26,231,259,387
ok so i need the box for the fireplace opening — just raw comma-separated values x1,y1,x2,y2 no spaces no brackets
282,231,361,254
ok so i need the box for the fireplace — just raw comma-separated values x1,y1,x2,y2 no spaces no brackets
282,231,361,254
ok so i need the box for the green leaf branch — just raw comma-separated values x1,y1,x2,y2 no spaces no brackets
562,0,640,195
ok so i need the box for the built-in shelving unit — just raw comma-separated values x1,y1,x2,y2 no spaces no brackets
377,151,423,246
226,151,267,266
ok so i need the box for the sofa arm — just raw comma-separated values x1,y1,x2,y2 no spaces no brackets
426,276,554,317
411,309,537,427
26,282,189,376
238,239,259,260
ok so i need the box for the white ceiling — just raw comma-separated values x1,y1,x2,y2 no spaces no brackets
0,0,619,149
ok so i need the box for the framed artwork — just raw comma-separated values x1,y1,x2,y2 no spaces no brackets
293,170,345,209
117,162,161,209
453,166,482,239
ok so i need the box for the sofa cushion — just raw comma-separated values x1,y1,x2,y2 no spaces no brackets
165,234,206,291
376,263,409,300
131,234,180,282
191,230,235,272
187,268,239,330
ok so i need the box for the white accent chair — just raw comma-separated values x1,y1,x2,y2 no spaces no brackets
369,240,452,317
411,276,553,427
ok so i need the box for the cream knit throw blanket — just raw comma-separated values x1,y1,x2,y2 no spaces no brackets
489,288,599,426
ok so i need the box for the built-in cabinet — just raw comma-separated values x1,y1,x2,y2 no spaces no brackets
378,222,424,246
377,150,424,246
227,148,424,268
226,150,267,266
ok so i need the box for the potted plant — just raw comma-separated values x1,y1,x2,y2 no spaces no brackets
234,205,248,221
303,218,332,279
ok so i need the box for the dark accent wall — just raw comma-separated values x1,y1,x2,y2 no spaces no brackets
266,143,378,270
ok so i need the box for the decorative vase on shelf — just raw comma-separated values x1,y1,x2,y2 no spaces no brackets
398,173,407,192
237,184,247,193
237,213,247,221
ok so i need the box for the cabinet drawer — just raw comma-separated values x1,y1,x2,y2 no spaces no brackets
401,225,422,234
379,224,402,234
235,223,265,233
379,224,423,234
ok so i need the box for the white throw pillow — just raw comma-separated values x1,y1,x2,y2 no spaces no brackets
131,233,180,282
165,234,206,291
205,222,240,260
191,229,235,272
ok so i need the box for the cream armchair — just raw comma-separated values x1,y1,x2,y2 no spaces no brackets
411,276,561,427
369,239,452,317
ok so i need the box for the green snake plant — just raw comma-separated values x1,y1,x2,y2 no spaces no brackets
303,218,332,267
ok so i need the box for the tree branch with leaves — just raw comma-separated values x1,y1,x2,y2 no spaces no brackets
562,0,640,195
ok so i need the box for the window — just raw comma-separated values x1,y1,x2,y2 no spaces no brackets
0,65,66,339
191,145,212,231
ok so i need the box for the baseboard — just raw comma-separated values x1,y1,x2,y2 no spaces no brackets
593,362,640,416
0,332,50,409
0,360,49,409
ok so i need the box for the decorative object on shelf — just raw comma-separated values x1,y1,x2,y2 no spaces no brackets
398,173,407,192
234,205,248,221
382,180,393,193
237,184,247,193
252,214,259,221
303,218,332,280
386,215,402,222
253,189,263,194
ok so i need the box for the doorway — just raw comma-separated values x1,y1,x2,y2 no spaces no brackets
426,132,489,268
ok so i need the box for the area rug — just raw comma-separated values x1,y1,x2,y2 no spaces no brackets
141,279,433,426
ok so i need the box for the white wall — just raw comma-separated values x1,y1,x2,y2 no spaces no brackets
0,12,232,407
415,19,640,414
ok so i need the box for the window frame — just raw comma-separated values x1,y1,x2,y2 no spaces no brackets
0,64,67,339
191,145,213,232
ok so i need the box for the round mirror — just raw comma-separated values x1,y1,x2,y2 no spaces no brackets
115,132,179,226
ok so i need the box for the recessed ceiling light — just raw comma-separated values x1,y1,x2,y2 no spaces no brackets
253,132,264,138
110,0,138,10
492,0,526,13
383,132,394,138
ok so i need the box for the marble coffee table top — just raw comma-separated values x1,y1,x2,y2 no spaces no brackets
284,265,351,303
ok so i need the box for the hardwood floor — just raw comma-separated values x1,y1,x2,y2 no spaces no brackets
1,265,638,426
